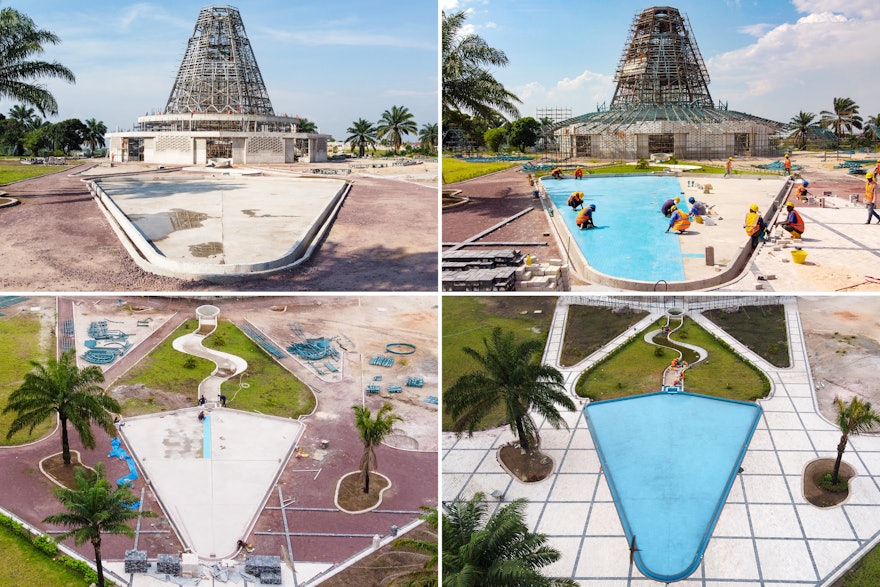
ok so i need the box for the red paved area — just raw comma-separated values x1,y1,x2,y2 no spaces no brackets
443,167,563,264
0,167,437,291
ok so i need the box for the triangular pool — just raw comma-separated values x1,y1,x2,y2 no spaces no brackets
583,390,762,582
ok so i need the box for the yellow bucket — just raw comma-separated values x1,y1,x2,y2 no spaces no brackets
791,249,807,264
693,215,704,224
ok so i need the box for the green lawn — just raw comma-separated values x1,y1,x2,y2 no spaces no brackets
0,313,55,446
0,162,68,185
560,305,649,366
702,304,790,367
576,316,770,402
442,296,556,431
442,157,522,184
112,320,315,419
0,525,87,586
834,545,880,587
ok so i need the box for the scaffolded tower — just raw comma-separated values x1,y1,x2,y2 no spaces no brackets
165,6,274,115
554,6,783,160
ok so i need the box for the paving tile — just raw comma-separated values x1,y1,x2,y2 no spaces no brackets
713,502,752,537
559,448,600,474
584,501,625,536
749,503,804,538
703,537,760,580
743,474,793,504
742,449,784,475
796,504,857,540
575,536,632,578
809,539,862,578
549,473,599,501
756,538,818,583
443,448,492,473
771,429,815,451
537,502,592,536
843,505,880,540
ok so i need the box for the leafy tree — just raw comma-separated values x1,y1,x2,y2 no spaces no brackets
49,118,87,154
508,117,542,153
442,10,520,123
22,123,51,155
0,117,26,155
345,117,377,157
832,396,880,484
44,463,156,587
377,105,418,154
483,127,508,152
352,402,402,493
0,7,76,115
445,327,576,453
390,506,438,587
82,118,107,154
820,97,863,141
418,122,438,154
3,350,120,464
443,493,577,587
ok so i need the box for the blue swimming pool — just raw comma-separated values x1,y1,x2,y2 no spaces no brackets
583,390,762,582
543,176,687,282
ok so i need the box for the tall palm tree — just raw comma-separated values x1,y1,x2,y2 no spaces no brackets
376,105,418,154
820,97,863,141
832,396,880,484
787,111,821,150
443,493,577,587
0,7,76,116
352,402,402,493
297,118,317,133
445,327,576,453
418,122,438,153
8,104,35,126
345,118,377,157
44,463,156,587
390,506,438,587
82,118,107,154
442,10,521,123
862,113,880,145
3,350,120,464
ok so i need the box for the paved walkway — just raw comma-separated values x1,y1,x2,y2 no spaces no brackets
443,297,880,586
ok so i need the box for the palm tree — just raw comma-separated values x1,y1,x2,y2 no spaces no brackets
862,114,880,145
445,327,576,453
44,463,156,587
443,493,577,587
820,97,863,142
82,118,107,154
3,350,120,464
418,122,438,153
297,118,318,133
376,105,418,154
832,396,880,484
442,10,521,123
352,402,402,493
787,111,822,150
0,7,76,116
8,104,35,126
390,506,438,587
345,118,377,157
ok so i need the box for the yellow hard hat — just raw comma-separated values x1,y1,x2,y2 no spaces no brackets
674,196,680,203
786,201,795,208
749,204,759,212
729,156,733,160
867,172,875,179
784,153,790,157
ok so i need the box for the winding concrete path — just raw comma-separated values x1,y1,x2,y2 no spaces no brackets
171,329,247,405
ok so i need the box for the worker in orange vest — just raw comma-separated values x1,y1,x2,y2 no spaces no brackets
775,201,805,238
783,153,792,176
866,172,880,224
744,204,769,247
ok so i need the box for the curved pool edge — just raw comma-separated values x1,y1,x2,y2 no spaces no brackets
539,175,790,291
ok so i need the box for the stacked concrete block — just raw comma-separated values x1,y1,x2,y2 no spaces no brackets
245,555,282,582
124,550,148,574
261,569,283,584
157,553,181,576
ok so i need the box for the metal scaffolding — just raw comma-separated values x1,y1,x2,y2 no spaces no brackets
165,5,274,116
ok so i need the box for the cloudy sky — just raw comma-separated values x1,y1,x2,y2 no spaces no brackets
2,1,439,140
441,0,880,125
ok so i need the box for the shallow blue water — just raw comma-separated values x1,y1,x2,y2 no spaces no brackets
543,176,687,282
583,391,761,582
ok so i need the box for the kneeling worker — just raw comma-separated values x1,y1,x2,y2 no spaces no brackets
661,196,681,217
775,201,805,239
666,208,691,234
744,203,769,247
576,203,596,229
567,191,584,210
688,196,708,217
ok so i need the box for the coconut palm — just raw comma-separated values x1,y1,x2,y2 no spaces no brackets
352,402,402,493
442,10,521,123
443,493,577,587
418,122,438,153
297,118,318,133
788,111,822,150
3,350,119,464
389,506,438,587
8,104,35,126
376,105,418,154
832,396,880,484
345,118,377,157
44,463,156,587
820,97,863,141
445,327,576,453
862,114,880,144
0,7,76,116
82,118,107,154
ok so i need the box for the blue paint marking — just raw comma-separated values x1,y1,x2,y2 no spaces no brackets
203,413,212,459
108,437,140,509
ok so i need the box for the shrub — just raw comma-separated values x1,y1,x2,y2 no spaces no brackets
819,472,848,493
636,158,649,170
32,534,58,557
58,555,100,584
653,346,665,357
183,356,197,369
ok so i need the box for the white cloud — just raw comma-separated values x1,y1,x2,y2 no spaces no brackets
440,0,460,10
791,0,880,19
512,70,615,120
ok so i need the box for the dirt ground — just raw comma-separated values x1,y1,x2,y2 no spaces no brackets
798,296,880,421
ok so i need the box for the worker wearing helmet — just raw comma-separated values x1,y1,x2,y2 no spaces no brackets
795,179,810,201
866,172,880,224
666,207,691,234
661,196,681,217
576,203,596,229
688,196,708,216
567,191,584,210
725,156,733,178
874,158,880,178
783,153,792,176
744,203,769,247
775,201,805,239
574,166,584,180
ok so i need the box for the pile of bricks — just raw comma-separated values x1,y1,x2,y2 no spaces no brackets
514,258,570,291
124,550,148,574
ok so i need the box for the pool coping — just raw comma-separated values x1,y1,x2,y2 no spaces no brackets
539,173,790,291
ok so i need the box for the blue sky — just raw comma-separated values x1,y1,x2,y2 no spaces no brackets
441,0,880,125
2,1,439,140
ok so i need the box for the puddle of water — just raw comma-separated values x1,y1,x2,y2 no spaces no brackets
130,209,210,241
189,242,224,258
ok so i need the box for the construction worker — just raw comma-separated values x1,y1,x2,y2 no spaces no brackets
574,166,584,179
874,158,880,178
866,172,880,224
725,156,733,178
550,167,563,179
775,201,805,239
783,153,792,176
576,203,596,229
795,180,810,201
688,196,708,216
661,196,681,217
567,191,584,210
744,203,769,247
666,207,691,234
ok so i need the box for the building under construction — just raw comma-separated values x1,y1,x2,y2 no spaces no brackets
107,5,328,165
554,6,784,160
